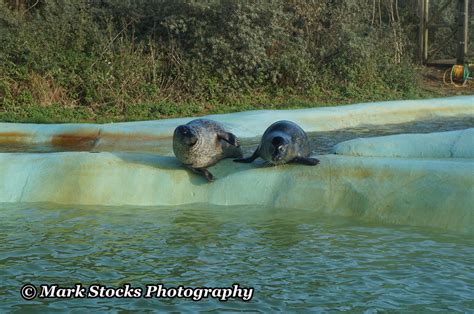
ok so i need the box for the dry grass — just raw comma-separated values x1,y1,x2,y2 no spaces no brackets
27,72,73,107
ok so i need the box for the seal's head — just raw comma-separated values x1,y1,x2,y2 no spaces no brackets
174,125,198,146
270,135,290,164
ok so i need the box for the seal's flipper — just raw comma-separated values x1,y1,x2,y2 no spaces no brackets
234,148,259,163
291,157,320,166
189,167,215,182
218,132,240,147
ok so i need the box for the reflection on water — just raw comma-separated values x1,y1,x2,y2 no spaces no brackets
0,203,473,311
0,116,473,154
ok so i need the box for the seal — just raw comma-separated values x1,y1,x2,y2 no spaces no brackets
234,120,319,166
173,119,243,181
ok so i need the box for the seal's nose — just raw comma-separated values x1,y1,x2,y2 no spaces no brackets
176,125,190,135
272,136,284,146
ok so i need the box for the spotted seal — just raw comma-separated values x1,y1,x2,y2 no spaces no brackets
173,119,243,181
234,120,319,166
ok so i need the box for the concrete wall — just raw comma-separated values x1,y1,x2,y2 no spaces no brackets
335,128,474,158
0,152,472,233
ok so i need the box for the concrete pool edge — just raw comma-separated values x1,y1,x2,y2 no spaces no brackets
334,128,474,158
0,151,472,233
0,95,473,149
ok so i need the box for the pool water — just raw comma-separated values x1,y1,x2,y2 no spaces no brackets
1,203,473,311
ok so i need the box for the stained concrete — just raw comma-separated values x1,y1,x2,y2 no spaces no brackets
0,152,472,233
0,95,473,150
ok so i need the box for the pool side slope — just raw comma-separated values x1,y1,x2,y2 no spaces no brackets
0,149,472,233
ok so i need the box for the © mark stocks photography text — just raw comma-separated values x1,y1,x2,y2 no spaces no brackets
20,283,254,302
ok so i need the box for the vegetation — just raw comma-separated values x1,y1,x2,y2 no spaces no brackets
0,0,466,123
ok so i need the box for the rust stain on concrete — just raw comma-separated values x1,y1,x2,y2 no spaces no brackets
51,132,99,150
0,132,33,144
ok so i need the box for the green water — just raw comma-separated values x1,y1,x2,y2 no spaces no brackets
1,203,473,312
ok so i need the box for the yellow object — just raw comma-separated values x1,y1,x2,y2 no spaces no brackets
443,64,469,87
452,65,465,83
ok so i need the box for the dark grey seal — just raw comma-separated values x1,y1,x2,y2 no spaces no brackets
173,119,242,181
234,120,319,166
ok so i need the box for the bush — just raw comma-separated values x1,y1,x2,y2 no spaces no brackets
0,0,423,122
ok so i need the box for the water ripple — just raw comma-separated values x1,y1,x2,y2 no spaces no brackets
0,203,473,311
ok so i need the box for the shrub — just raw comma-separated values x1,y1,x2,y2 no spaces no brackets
0,0,423,122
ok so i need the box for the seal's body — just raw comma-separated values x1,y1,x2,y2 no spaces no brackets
173,119,242,181
234,120,319,166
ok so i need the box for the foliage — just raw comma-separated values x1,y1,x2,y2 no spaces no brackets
0,0,430,122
